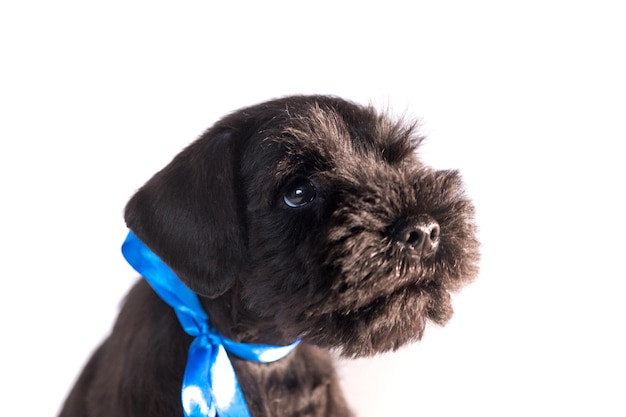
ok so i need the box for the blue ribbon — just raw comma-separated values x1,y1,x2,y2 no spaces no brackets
121,231,300,417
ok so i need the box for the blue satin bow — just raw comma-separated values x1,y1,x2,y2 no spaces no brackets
121,231,300,417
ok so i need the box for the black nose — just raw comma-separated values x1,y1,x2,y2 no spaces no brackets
391,216,440,257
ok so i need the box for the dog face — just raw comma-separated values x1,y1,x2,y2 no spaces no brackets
125,95,479,357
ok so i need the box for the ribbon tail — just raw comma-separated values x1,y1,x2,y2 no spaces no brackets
182,336,218,417
210,344,253,417
182,337,252,417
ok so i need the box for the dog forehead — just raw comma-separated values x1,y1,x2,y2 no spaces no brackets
243,102,420,177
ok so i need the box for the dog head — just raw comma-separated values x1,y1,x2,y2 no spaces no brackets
125,95,479,357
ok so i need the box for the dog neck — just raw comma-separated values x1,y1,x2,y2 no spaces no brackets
121,230,297,347
199,287,296,346
121,230,300,417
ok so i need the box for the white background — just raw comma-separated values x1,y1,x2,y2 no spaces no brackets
1,1,624,416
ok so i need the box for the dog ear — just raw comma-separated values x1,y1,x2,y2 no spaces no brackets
124,129,246,298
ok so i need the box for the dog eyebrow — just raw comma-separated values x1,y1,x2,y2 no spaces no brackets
371,115,423,164
270,113,421,174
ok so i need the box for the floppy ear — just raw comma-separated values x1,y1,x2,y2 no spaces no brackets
124,129,246,298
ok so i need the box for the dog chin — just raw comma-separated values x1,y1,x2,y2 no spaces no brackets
303,283,453,358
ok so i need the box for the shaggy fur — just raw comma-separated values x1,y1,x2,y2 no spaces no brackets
59,95,479,417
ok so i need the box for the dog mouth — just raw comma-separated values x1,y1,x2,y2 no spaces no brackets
300,280,452,357
317,246,441,317
338,278,443,321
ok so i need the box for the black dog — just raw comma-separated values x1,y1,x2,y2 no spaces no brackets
59,95,479,416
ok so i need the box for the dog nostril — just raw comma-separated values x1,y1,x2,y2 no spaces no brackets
391,216,440,256
406,231,422,247
429,224,440,244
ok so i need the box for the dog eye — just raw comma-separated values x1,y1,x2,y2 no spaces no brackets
283,179,317,208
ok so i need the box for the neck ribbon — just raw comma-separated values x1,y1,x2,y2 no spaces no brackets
121,231,300,417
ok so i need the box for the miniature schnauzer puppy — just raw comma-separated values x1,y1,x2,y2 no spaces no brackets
59,95,480,417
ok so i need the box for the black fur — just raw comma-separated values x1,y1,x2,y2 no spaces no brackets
59,95,479,416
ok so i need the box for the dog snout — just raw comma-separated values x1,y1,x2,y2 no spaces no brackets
390,215,440,257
